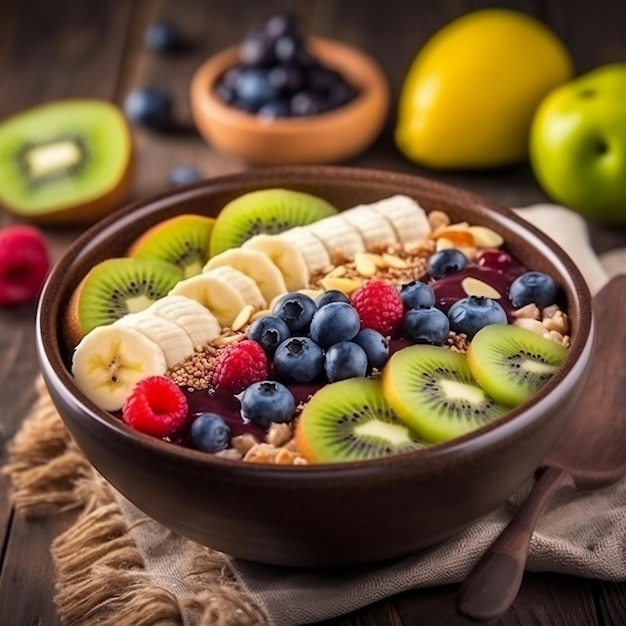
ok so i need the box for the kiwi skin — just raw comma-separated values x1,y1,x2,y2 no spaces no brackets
467,324,567,407
63,257,182,349
209,188,337,256
0,100,135,225
295,377,424,463
382,344,507,443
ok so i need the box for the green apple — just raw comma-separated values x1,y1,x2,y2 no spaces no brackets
530,63,626,224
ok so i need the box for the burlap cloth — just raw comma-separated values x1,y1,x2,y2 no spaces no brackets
3,204,626,626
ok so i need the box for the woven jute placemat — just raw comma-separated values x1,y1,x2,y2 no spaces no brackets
3,205,626,626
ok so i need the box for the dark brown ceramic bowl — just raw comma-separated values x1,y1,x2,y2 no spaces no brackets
36,166,594,568
190,37,390,164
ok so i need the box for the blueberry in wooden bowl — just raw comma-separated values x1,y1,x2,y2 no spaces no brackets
36,165,593,567
190,13,390,164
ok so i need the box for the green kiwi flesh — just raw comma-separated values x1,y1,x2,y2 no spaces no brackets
0,100,132,217
128,214,215,278
467,324,567,407
298,378,424,462
382,345,508,443
77,258,182,335
209,188,337,256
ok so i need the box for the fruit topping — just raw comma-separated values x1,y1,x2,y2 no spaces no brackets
247,315,291,355
401,307,450,345
352,329,390,370
238,380,296,428
476,249,515,273
273,337,324,383
467,324,567,406
309,301,360,348
272,292,317,335
189,413,231,453
350,279,404,336
509,271,558,308
427,248,469,279
324,341,369,382
399,280,436,309
447,295,507,339
314,289,350,308
382,345,508,443
212,339,269,395
122,375,188,437
295,378,424,463
0,225,51,307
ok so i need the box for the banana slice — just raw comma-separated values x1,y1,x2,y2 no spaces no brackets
147,295,221,349
114,311,195,369
242,234,309,291
341,203,399,251
277,226,332,274
203,248,287,304
204,265,267,310
169,273,246,328
305,214,366,261
71,325,167,412
371,194,431,245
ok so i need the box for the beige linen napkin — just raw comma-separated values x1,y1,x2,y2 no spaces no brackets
113,204,626,626
5,204,626,626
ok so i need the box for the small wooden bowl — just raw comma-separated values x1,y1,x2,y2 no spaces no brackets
190,38,390,164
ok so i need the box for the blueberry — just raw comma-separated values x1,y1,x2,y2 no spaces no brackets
402,307,450,345
240,31,276,67
352,328,390,369
447,296,507,339
399,281,435,310
324,341,368,382
247,315,291,354
234,68,280,107
509,271,558,309
268,65,304,94
144,20,185,52
124,87,173,131
257,99,291,119
309,302,360,348
315,289,350,309
169,165,202,187
272,292,317,334
273,337,324,383
238,380,296,428
290,91,329,116
190,413,230,453
427,249,469,280
264,12,298,39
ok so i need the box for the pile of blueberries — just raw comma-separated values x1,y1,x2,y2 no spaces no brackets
214,12,359,118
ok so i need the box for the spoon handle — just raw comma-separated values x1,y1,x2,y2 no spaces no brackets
456,466,575,622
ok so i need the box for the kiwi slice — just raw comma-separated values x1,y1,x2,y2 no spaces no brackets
128,214,215,278
0,99,133,224
295,378,424,463
382,345,508,443
467,324,567,407
209,188,337,256
67,257,182,342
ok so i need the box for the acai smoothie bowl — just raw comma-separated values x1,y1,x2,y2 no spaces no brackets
36,166,594,567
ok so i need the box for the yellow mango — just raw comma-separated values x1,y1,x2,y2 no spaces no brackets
395,9,573,169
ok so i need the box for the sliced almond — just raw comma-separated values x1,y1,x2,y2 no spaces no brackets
432,225,474,247
513,318,547,336
231,304,255,332
511,303,541,320
354,252,378,277
298,288,324,300
382,252,409,269
251,309,272,322
428,210,451,230
468,226,504,249
461,277,501,299
319,276,362,294
435,237,456,251
327,265,346,278
212,333,244,347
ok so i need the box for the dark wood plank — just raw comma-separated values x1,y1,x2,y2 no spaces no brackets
597,580,626,626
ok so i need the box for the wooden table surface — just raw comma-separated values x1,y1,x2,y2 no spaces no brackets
1,1,625,624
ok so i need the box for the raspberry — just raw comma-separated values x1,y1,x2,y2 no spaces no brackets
122,376,188,437
350,279,404,337
212,339,269,394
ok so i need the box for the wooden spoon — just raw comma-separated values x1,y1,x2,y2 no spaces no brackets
456,274,626,622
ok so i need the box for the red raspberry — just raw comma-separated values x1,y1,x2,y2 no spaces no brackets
122,376,188,437
350,279,404,337
212,339,269,395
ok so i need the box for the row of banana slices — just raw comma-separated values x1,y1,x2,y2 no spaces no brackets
72,194,432,411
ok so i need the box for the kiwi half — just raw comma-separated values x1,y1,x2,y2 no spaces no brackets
209,188,337,256
382,345,508,443
0,99,134,224
128,214,215,278
295,377,424,463
65,257,182,345
467,324,567,407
